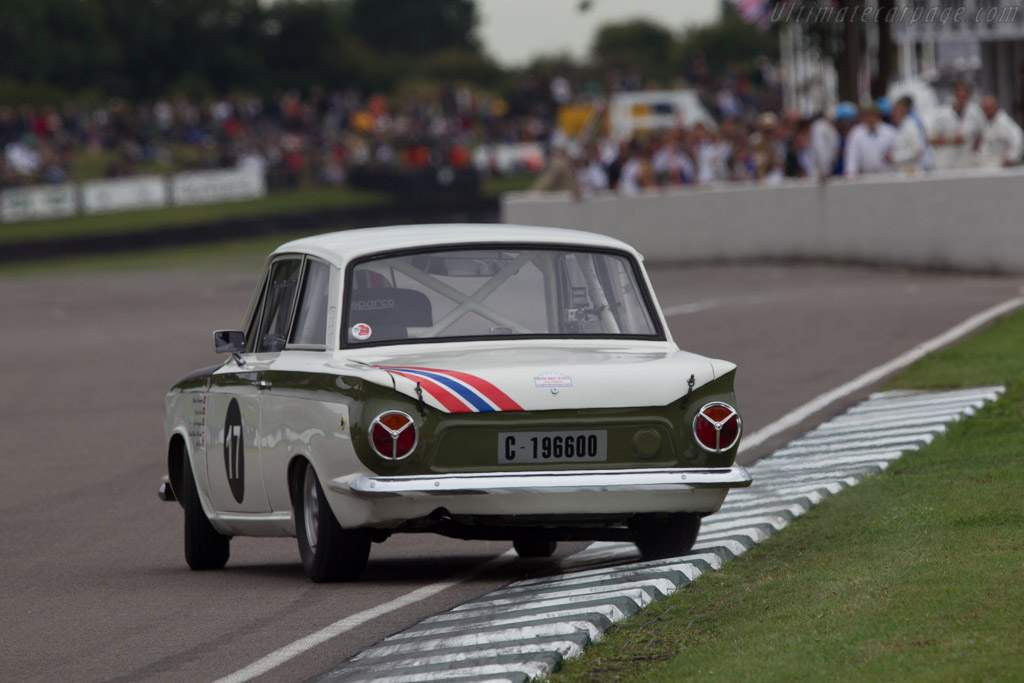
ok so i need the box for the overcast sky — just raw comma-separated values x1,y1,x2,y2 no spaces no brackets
476,0,722,66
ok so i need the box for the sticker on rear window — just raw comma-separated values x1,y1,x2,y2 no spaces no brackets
351,323,372,341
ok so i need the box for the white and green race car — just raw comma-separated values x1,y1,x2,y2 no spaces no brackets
160,224,750,581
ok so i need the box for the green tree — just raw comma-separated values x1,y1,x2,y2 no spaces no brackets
0,0,117,95
592,20,674,82
350,0,479,55
96,0,267,97
675,1,778,79
261,0,360,91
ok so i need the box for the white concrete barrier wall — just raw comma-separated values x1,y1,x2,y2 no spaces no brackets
502,168,1024,273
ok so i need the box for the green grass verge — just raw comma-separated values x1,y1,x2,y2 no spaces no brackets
885,312,1024,390
553,310,1024,682
0,186,385,245
482,172,537,197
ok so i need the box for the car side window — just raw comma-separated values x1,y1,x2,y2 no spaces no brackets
290,259,331,347
255,258,302,353
243,275,269,354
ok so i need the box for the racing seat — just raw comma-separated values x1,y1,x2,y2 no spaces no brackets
348,288,433,342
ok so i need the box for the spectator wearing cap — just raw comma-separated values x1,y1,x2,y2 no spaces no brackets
930,81,985,170
876,97,893,124
832,102,858,176
889,96,932,173
976,95,1024,168
843,103,897,178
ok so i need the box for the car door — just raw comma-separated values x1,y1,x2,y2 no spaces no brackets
258,257,343,514
206,256,303,514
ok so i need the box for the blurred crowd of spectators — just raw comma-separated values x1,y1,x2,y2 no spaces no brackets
535,79,1024,197
0,84,554,190
5,64,1023,197
0,60,788,192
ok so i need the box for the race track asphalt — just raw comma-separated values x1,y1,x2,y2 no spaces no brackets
1,260,1020,682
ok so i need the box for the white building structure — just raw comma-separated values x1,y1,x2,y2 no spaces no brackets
779,0,1024,122
892,0,1023,119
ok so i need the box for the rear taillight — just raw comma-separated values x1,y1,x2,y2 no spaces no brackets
369,410,417,459
693,403,741,452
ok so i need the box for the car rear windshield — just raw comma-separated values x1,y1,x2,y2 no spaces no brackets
343,246,662,346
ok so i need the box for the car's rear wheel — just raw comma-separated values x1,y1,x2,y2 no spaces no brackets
629,513,701,559
182,457,230,570
513,538,557,558
294,461,371,582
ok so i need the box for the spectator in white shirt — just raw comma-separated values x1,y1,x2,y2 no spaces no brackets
808,114,840,180
4,136,41,176
651,131,695,185
844,104,897,178
889,96,932,173
691,124,729,185
976,95,1024,168
617,141,646,196
575,145,609,197
930,82,985,170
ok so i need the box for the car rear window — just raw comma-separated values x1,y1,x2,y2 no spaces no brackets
343,246,662,346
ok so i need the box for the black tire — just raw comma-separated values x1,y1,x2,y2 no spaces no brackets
513,538,557,558
182,457,230,570
629,513,701,559
294,461,371,582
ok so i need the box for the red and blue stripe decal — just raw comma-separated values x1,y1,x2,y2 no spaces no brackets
376,366,523,413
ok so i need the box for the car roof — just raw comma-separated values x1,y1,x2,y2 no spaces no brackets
272,224,640,267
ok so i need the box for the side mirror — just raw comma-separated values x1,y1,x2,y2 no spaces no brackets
213,330,246,354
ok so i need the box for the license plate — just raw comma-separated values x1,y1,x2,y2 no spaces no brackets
498,430,607,463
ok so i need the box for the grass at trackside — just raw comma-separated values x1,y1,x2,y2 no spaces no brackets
0,230,328,278
553,311,1024,682
482,172,536,197
885,312,1024,391
0,186,385,245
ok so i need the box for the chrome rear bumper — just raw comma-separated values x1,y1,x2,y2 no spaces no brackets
346,466,751,499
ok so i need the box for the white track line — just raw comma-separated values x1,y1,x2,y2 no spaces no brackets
739,296,1024,454
212,550,517,683
662,293,786,317
662,299,722,316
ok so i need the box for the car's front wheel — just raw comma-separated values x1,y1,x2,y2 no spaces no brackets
182,457,230,570
629,513,701,559
294,461,371,582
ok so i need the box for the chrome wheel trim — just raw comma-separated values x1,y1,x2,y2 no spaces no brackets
303,466,319,553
